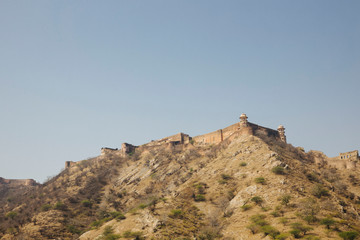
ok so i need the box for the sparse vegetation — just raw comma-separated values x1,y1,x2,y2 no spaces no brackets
5,211,17,219
339,231,359,240
255,177,266,184
320,217,335,229
241,204,252,211
279,194,291,206
251,196,263,205
272,166,285,175
311,184,329,198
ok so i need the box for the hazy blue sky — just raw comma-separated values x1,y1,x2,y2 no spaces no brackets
1,1,359,182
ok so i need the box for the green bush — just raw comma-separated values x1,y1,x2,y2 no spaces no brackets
138,203,147,209
103,226,121,240
311,184,329,198
290,222,313,237
320,218,335,229
169,209,183,218
339,231,359,240
122,230,144,240
67,225,81,234
270,211,281,217
41,204,52,212
5,211,17,219
241,204,252,211
240,162,247,167
275,233,289,240
272,166,285,175
110,211,126,221
250,214,268,226
81,199,92,208
279,194,291,206
261,225,280,238
290,229,301,238
194,194,206,202
279,217,288,225
255,177,266,184
54,201,66,211
251,196,263,205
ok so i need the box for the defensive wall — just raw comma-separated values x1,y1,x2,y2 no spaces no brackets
192,117,282,145
0,177,37,186
66,114,287,168
327,150,359,170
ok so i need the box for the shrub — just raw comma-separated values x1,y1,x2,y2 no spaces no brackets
54,201,66,211
311,184,329,198
122,230,144,240
197,226,222,240
320,218,335,229
5,211,17,219
41,204,52,212
103,226,121,240
251,196,263,205
306,172,320,182
138,203,147,209
261,225,280,238
290,229,301,238
241,204,252,211
219,174,232,184
67,225,81,234
81,199,92,208
247,224,261,234
169,209,183,218
110,211,126,221
290,222,313,237
255,177,266,185
271,211,281,217
195,194,206,202
279,194,291,206
339,231,359,240
275,233,289,240
240,162,247,167
250,214,268,226
279,217,288,225
272,166,285,175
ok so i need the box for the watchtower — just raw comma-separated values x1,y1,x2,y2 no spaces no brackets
277,125,286,143
239,113,249,127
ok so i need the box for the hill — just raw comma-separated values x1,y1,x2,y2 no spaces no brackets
1,115,360,240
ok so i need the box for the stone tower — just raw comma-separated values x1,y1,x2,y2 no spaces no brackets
277,125,286,143
239,113,249,127
239,113,253,135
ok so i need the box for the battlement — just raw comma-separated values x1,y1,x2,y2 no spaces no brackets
326,150,360,170
192,114,285,145
339,150,359,160
66,114,287,167
0,177,38,187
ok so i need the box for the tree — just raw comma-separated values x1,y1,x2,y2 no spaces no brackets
320,218,335,229
339,231,359,240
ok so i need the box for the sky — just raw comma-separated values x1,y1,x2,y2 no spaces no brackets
0,1,359,183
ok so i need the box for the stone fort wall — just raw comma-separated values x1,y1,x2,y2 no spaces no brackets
327,150,359,170
0,177,37,186
192,121,281,144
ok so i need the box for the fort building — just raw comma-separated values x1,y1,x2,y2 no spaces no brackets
97,114,287,158
326,150,360,170
0,177,38,187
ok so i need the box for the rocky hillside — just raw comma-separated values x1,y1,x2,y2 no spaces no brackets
1,133,360,240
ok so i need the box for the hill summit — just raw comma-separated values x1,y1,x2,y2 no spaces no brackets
1,114,360,240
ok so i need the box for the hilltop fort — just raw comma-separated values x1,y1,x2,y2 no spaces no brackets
64,113,358,171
